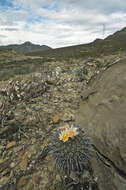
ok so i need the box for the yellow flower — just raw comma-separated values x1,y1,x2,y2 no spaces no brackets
59,130,69,142
68,127,78,138
59,125,78,142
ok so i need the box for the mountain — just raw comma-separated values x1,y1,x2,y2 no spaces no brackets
26,26,126,59
0,41,52,54
89,26,126,54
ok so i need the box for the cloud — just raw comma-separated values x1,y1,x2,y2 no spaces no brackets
59,0,126,14
0,0,126,47
0,28,19,31
0,34,7,38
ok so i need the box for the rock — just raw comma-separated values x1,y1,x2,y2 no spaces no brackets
0,100,2,108
34,176,41,185
6,141,16,149
22,151,32,160
45,155,52,161
55,66,62,78
20,158,28,171
62,111,75,122
0,176,9,186
52,115,60,124
31,159,57,190
0,145,4,155
76,59,126,190
17,177,27,188
0,126,9,136
0,158,4,164
10,162,15,168
1,75,48,103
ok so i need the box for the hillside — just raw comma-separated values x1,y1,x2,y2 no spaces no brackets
26,27,126,59
0,41,52,53
0,26,126,190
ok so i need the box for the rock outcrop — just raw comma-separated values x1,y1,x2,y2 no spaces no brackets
76,59,126,190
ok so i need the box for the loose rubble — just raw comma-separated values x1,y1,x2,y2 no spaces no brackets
0,53,126,190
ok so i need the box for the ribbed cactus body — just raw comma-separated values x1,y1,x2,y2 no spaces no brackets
49,124,93,176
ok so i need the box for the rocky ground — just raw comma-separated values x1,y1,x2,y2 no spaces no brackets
0,52,126,190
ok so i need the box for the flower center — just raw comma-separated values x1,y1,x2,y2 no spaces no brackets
61,132,69,142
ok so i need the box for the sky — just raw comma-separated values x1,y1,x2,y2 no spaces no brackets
0,0,126,48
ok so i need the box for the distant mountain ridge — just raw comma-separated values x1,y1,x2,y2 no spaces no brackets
0,41,52,53
26,26,126,59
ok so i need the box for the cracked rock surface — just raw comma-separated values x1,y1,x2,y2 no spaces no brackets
76,59,126,190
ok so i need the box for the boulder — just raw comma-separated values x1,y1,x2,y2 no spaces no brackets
76,59,126,190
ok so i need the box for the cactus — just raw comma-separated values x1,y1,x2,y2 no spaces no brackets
49,124,93,176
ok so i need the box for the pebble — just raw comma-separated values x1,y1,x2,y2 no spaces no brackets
34,176,41,185
0,100,2,108
0,176,9,185
20,159,28,171
62,112,75,121
10,162,15,168
17,177,27,188
6,141,16,149
52,115,60,124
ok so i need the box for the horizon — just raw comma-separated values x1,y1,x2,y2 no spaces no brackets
0,0,126,48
